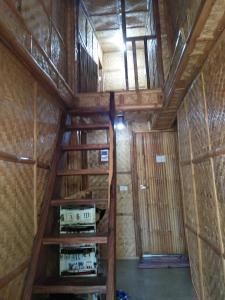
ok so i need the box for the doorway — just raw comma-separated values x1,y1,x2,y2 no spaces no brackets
132,131,186,256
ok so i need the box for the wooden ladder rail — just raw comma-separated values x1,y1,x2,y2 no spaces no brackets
21,112,67,300
106,92,117,299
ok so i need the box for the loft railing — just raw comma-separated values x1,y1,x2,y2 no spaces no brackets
0,0,74,104
164,0,204,101
121,0,164,91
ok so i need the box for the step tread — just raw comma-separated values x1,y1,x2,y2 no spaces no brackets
33,276,107,294
62,144,110,151
57,168,109,176
65,123,110,131
51,198,108,206
42,233,108,245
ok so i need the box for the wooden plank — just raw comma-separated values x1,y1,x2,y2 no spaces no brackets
42,233,108,245
126,35,156,42
57,168,109,176
33,277,106,294
62,144,110,151
132,40,139,90
51,198,108,206
0,151,35,165
65,123,110,131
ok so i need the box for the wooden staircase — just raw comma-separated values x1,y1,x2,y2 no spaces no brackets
22,94,116,299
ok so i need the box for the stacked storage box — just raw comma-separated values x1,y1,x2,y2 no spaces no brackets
59,205,97,277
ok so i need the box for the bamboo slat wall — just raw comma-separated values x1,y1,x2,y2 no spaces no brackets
178,30,225,299
133,131,186,254
0,42,62,299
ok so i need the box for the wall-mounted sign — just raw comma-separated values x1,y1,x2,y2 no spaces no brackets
100,149,109,162
156,155,166,163
119,185,129,192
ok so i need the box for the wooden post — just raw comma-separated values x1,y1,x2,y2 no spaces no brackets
132,40,139,90
144,38,150,89
153,0,164,87
66,0,76,92
121,0,129,90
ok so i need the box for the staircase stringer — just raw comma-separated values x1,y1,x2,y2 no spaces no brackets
22,112,67,300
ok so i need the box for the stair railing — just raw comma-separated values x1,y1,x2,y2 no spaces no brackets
106,92,117,299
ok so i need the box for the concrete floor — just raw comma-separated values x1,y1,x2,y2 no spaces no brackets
116,260,197,300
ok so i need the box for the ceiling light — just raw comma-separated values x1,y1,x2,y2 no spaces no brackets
111,31,126,52
115,113,126,130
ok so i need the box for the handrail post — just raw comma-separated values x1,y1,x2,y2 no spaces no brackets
107,92,116,299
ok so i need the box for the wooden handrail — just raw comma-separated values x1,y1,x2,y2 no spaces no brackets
106,92,116,299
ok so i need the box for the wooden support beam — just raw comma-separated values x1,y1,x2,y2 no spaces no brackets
126,35,156,42
144,38,150,89
132,40,139,90
121,0,129,90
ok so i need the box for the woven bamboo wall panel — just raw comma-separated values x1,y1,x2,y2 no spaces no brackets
36,167,49,221
0,42,62,297
116,127,131,172
117,174,133,215
180,165,198,228
186,76,209,159
177,102,191,162
0,161,34,278
203,36,225,152
185,229,202,299
194,160,221,250
135,132,186,254
0,268,27,300
213,156,225,249
0,42,34,158
178,29,225,300
201,239,225,300
116,215,136,258
37,86,61,164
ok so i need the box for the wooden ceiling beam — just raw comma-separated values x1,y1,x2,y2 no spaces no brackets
90,9,148,17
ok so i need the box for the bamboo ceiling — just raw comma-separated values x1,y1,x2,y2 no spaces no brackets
83,0,151,52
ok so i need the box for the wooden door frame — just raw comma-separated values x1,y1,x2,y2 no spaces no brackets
131,129,176,257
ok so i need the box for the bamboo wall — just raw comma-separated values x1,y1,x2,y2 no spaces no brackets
178,30,225,299
0,42,62,299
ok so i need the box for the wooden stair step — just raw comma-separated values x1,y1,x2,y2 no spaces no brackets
69,107,109,115
65,123,110,131
42,233,108,245
51,198,108,206
62,144,110,151
33,276,107,294
57,168,109,176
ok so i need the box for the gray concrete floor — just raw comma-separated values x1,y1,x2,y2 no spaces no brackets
116,260,197,300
